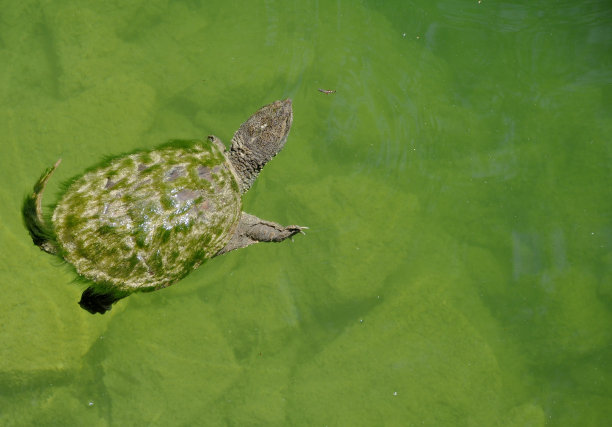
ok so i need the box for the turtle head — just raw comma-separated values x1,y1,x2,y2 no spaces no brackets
228,99,293,193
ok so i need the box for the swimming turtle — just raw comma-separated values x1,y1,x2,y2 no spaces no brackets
23,99,304,314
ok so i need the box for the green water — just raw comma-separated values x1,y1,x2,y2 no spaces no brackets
1,0,611,425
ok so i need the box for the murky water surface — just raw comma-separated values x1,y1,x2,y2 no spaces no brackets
1,1,610,425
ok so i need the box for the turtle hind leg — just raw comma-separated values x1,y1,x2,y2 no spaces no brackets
79,287,128,315
22,159,61,255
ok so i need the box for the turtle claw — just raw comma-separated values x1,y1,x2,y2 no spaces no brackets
287,225,308,236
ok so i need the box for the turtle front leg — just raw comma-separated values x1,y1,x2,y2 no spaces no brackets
22,159,61,255
215,212,305,256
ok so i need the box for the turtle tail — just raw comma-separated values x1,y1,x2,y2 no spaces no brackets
22,159,61,255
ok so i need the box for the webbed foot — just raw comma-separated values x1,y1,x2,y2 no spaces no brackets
79,287,127,315
215,212,305,256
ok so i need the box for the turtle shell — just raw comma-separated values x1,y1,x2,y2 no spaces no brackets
52,139,241,292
